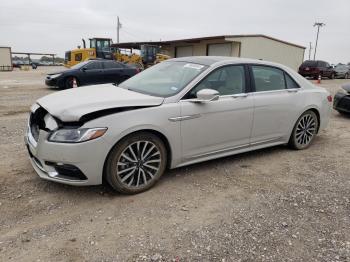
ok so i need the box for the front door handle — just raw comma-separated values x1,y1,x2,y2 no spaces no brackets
232,93,248,98
287,89,298,93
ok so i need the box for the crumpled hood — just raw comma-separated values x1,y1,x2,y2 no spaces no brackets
37,84,164,122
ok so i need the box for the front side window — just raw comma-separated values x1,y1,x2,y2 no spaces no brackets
252,66,286,92
119,61,208,97
187,65,246,98
104,61,123,69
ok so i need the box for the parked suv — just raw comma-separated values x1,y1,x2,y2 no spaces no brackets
298,60,335,79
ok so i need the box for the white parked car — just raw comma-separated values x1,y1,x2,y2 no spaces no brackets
25,57,332,194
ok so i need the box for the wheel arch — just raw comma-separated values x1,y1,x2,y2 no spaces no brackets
295,106,321,133
308,108,321,133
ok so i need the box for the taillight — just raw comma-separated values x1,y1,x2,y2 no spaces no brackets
327,95,333,102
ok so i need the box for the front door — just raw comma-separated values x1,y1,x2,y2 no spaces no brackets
179,65,254,160
81,61,104,85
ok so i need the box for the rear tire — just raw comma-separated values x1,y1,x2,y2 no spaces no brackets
105,132,167,194
329,73,335,79
289,110,319,150
345,73,349,79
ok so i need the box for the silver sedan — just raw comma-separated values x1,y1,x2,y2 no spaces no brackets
25,57,332,194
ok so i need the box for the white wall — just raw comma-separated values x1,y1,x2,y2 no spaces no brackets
0,47,12,71
160,36,305,71
226,36,305,71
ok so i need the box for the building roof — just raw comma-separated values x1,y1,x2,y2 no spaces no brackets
112,34,306,49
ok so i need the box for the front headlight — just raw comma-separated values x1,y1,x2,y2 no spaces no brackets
48,73,62,79
49,127,107,143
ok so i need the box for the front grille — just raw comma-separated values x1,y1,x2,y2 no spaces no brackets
29,107,48,141
337,96,350,111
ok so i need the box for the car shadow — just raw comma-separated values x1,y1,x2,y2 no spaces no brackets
334,111,350,119
37,144,289,198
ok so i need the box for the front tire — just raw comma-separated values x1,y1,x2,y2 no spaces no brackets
329,73,335,79
64,76,78,89
105,132,167,194
289,110,319,150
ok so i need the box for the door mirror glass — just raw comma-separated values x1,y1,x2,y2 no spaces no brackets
195,89,219,102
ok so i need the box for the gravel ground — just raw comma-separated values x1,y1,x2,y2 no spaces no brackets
0,67,349,262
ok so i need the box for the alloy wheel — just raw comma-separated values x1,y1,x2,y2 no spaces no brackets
294,113,317,147
116,141,161,188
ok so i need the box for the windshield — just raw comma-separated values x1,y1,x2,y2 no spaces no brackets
119,61,208,97
70,61,90,70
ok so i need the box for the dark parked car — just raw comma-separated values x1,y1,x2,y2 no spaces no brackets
334,64,350,79
298,60,335,79
334,83,350,115
45,60,139,89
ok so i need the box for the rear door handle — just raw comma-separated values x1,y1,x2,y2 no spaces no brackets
287,89,298,93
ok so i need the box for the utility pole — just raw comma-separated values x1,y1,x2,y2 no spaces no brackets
313,22,325,60
117,16,122,43
308,42,313,60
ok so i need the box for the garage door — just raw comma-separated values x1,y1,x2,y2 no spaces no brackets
175,46,193,57
208,43,232,56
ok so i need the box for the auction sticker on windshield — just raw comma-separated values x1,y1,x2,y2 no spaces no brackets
184,63,205,70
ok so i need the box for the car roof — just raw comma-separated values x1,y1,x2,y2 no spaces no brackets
168,56,287,68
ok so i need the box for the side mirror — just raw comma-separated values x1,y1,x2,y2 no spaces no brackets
191,89,219,103
82,67,87,72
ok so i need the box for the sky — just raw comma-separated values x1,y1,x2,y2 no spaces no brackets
0,0,349,64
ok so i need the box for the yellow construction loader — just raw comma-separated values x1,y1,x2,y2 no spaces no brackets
64,38,114,67
113,44,170,70
64,38,169,69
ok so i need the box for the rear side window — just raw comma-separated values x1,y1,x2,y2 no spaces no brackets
85,61,103,70
285,74,299,89
317,61,328,67
302,60,317,67
252,66,286,92
103,61,123,69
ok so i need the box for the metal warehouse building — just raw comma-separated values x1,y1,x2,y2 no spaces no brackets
117,35,306,71
0,46,13,71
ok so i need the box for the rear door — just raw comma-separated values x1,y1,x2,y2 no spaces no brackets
81,61,104,85
249,65,303,144
102,61,126,84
